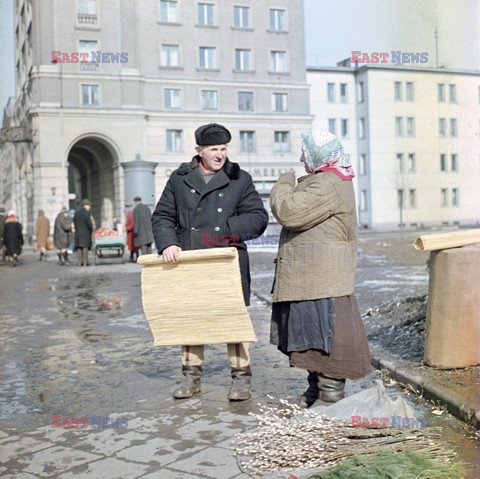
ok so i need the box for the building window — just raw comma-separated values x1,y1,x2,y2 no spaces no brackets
160,44,180,67
273,131,290,152
407,117,415,137
449,84,456,103
198,3,215,26
397,189,405,208
166,129,183,152
450,118,457,137
233,6,250,28
394,81,402,101
328,119,336,135
239,131,256,152
357,81,364,103
199,47,216,69
79,40,97,62
397,153,404,173
360,154,367,175
235,49,252,71
81,84,99,106
341,119,348,138
452,188,459,207
395,117,403,136
201,90,218,110
360,190,368,211
451,153,458,172
408,153,415,172
440,154,447,171
270,50,287,72
406,82,414,101
438,83,445,102
441,188,448,207
164,88,181,109
268,8,286,31
159,0,178,23
77,0,97,23
439,118,446,137
358,118,365,139
271,93,288,112
340,83,348,103
409,189,416,208
237,91,254,111
327,83,335,102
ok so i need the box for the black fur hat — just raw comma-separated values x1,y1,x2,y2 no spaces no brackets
195,123,231,146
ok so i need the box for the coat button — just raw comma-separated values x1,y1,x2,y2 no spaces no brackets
190,189,196,193
217,208,223,213
214,227,220,231
219,192,224,197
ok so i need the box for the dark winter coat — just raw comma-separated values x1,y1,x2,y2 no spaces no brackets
3,218,24,255
54,212,72,249
152,157,269,305
133,203,154,247
0,214,5,248
74,207,93,249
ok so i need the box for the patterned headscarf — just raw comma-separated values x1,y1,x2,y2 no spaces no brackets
301,130,354,180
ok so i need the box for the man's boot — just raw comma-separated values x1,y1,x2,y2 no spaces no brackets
63,252,71,265
57,252,64,265
317,374,346,403
173,365,202,399
228,366,252,401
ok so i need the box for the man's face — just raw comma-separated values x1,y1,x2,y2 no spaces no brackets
198,145,228,172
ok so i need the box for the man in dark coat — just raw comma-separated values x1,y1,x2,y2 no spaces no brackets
74,199,93,266
54,207,72,265
0,207,6,262
2,211,24,267
152,123,269,401
133,197,154,255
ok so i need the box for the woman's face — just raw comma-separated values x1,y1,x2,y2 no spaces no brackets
300,151,313,173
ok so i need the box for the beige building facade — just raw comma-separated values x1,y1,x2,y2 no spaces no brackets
2,0,312,228
308,64,480,230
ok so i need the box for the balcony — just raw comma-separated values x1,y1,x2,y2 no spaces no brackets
77,13,97,25
80,62,99,72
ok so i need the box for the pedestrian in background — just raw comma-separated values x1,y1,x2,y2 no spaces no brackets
2,211,24,267
74,199,93,266
35,209,50,261
54,207,72,265
152,123,269,401
133,197,154,255
0,207,6,262
124,207,139,262
270,130,371,408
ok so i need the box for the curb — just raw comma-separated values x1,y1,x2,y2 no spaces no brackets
252,291,480,430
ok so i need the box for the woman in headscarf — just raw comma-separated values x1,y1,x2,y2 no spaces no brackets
2,211,24,267
35,209,50,261
270,130,371,407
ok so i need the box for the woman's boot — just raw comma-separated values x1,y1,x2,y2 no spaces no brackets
228,366,252,401
57,252,64,265
317,374,346,403
173,366,202,399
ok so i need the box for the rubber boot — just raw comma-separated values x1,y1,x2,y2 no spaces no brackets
317,375,346,403
63,252,71,265
39,252,44,261
57,252,64,265
228,366,252,401
173,365,202,399
291,371,320,408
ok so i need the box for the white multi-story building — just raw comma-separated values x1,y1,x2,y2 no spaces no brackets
308,63,480,230
1,0,312,228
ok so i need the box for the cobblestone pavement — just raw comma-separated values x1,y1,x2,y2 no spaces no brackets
0,232,478,478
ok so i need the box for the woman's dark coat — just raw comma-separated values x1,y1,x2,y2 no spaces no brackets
152,157,269,305
3,218,24,255
133,202,154,247
73,207,93,249
54,212,72,249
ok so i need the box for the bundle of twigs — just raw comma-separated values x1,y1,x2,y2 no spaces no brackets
235,399,457,475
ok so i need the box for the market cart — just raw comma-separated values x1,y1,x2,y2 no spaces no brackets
93,232,125,265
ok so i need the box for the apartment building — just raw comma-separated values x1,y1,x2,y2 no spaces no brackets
2,0,312,227
308,64,480,230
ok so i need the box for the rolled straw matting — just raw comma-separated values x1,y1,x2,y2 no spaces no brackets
137,248,257,346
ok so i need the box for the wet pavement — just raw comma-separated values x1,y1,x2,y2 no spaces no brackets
0,232,479,478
